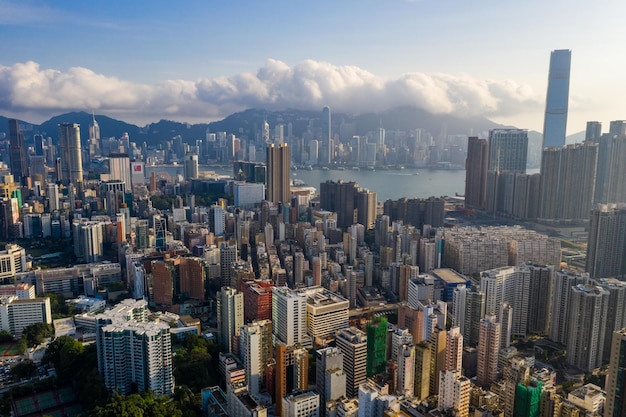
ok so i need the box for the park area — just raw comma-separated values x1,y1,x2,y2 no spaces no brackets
13,387,82,417
0,343,21,356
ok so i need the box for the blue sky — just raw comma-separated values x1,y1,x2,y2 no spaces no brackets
1,0,624,134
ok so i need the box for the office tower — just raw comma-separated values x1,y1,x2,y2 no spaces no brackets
8,119,27,183
184,153,199,179
566,284,609,372
320,180,376,230
217,287,244,353
303,287,349,345
463,289,485,347
438,369,470,417
542,49,572,149
153,215,167,251
95,299,173,396
606,329,626,417
445,326,463,372
58,123,83,185
316,347,345,408
266,143,290,204
240,319,272,396
390,327,413,360
464,136,489,209
452,286,466,333
48,183,60,212
150,259,175,306
322,106,331,164
429,326,447,395
586,204,626,278
219,242,237,287
549,270,590,344
366,316,388,377
477,314,501,387
336,327,367,398
274,343,309,417
272,287,307,346
487,129,528,173
135,219,149,249
89,113,100,157
108,153,131,190
282,391,319,417
586,121,602,142
538,142,598,220
527,264,554,336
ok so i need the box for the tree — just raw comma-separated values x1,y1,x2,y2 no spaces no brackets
10,359,37,380
21,322,54,347
43,336,84,382
0,330,13,343
91,391,183,417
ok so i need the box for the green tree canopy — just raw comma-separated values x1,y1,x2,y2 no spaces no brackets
21,322,54,347
90,391,183,417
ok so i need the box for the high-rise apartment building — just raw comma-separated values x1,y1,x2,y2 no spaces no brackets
184,153,199,179
266,143,291,204
438,369,470,417
0,296,51,336
58,123,83,185
396,344,415,397
597,278,626,362
538,142,598,220
586,204,626,278
445,326,463,372
335,327,367,399
464,136,488,209
320,180,377,229
566,284,609,372
179,257,206,300
8,119,27,183
527,264,554,336
429,326,447,395
282,390,319,417
542,49,572,149
605,328,626,417
274,343,309,417
477,314,501,387
414,341,431,400
217,287,244,353
463,289,485,347
95,299,173,396
549,270,590,344
586,121,602,142
487,129,528,173
240,319,272,396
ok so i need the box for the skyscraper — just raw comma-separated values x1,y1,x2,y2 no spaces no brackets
586,204,626,279
477,314,501,387
266,143,291,204
335,327,367,399
96,299,173,396
605,328,626,417
542,49,572,149
464,136,488,209
271,287,308,346
585,121,602,142
108,153,131,191
322,106,331,164
8,119,27,183
315,347,345,408
488,129,528,173
217,287,244,353
445,326,463,372
240,319,273,396
566,284,609,372
58,123,83,185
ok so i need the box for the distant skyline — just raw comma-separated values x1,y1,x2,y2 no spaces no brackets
1,0,625,134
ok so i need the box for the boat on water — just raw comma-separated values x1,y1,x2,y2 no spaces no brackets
337,166,346,171
352,167,360,171
322,166,330,171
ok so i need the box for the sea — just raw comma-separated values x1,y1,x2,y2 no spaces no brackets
144,164,540,202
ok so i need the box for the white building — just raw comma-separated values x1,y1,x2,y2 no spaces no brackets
0,296,51,336
95,299,173,396
233,182,266,209
0,244,26,280
282,390,319,417
438,369,470,417
217,287,243,354
272,287,308,347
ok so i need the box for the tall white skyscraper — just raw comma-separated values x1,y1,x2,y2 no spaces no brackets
48,183,60,212
542,49,572,149
108,153,131,191
240,319,272,396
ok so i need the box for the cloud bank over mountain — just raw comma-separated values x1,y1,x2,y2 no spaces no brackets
0,59,542,125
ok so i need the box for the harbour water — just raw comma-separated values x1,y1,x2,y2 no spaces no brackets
145,165,467,201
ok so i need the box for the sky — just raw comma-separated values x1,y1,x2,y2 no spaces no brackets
1,0,624,135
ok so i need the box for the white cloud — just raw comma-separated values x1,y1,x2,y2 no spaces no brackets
0,59,542,125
